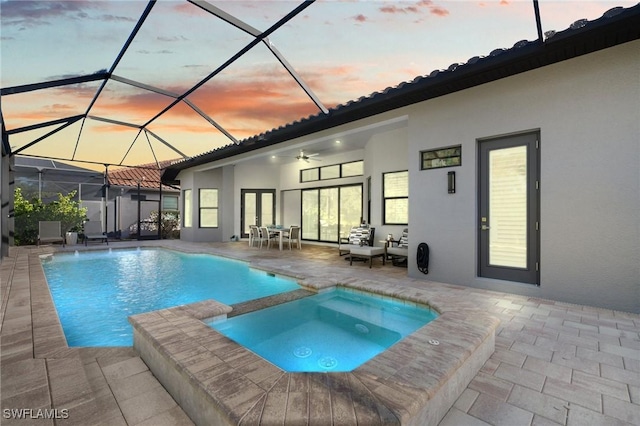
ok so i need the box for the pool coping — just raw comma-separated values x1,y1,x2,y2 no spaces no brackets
31,244,499,425
129,280,499,425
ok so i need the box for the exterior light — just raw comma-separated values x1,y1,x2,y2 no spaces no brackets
448,171,456,194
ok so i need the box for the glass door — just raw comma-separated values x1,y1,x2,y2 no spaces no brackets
241,189,275,238
478,133,539,284
302,184,362,242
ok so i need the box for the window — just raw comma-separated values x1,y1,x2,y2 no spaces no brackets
301,168,319,182
300,160,364,182
302,184,362,242
421,145,461,170
342,161,364,177
183,189,192,227
320,165,340,180
131,194,146,201
199,189,218,228
383,171,408,225
162,195,178,210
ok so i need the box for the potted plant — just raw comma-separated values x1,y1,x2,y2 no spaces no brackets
49,191,87,245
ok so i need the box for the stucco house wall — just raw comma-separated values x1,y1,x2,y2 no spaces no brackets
407,41,639,312
174,40,638,313
179,168,228,242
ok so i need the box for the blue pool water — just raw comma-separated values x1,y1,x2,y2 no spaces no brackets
42,248,300,347
208,288,438,372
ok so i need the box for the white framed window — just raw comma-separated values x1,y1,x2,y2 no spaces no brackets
183,189,192,228
199,188,218,228
383,171,408,225
162,195,178,210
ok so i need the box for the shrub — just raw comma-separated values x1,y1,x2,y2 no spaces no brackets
128,210,180,239
13,189,87,245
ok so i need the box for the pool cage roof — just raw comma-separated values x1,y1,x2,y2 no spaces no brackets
2,0,639,176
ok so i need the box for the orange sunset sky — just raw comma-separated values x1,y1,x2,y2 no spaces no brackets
1,0,633,170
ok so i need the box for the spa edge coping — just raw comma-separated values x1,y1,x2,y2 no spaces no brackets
129,278,500,425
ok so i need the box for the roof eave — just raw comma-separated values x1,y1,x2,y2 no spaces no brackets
162,4,640,184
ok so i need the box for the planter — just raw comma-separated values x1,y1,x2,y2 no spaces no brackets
65,232,78,245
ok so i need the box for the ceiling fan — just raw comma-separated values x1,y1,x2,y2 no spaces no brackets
295,150,321,162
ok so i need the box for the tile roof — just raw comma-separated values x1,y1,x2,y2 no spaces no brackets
163,5,640,183
109,160,179,190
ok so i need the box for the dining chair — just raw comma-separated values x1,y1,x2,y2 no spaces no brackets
287,225,301,250
259,226,276,249
248,225,259,247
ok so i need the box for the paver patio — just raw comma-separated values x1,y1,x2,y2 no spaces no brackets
1,241,638,425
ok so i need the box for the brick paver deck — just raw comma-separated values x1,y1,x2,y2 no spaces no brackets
1,241,638,425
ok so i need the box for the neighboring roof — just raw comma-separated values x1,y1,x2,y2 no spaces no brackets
109,159,178,190
162,4,640,183
13,156,99,174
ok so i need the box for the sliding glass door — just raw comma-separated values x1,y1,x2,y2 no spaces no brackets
302,184,362,243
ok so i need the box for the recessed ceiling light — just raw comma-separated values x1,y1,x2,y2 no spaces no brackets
335,140,341,144
271,155,276,159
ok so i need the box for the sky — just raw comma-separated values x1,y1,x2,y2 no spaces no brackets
1,0,636,170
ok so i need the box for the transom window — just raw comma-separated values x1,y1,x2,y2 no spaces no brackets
300,160,363,183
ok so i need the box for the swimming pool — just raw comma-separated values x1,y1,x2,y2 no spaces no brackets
42,248,300,346
208,288,438,372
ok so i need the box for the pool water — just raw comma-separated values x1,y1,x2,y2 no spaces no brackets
208,288,438,372
42,248,300,346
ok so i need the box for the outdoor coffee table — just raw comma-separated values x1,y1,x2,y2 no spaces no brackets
349,246,386,268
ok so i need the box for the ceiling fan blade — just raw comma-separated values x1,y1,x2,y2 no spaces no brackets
307,153,320,157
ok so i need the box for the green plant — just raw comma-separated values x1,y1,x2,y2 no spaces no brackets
13,189,87,245
150,210,180,239
47,191,87,234
13,188,41,245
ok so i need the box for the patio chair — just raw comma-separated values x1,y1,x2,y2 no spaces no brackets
338,225,375,256
386,228,408,266
287,225,301,250
248,225,259,247
83,221,108,246
258,226,278,249
38,221,65,247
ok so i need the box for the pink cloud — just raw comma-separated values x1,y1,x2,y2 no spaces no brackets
380,5,408,14
430,7,449,17
379,1,449,17
353,14,367,23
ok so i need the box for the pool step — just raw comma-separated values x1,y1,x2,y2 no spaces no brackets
317,296,433,332
317,304,403,347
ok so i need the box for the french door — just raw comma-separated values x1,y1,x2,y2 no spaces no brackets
478,133,539,284
241,189,275,238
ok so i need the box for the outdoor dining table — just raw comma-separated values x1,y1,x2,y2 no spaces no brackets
268,226,289,251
